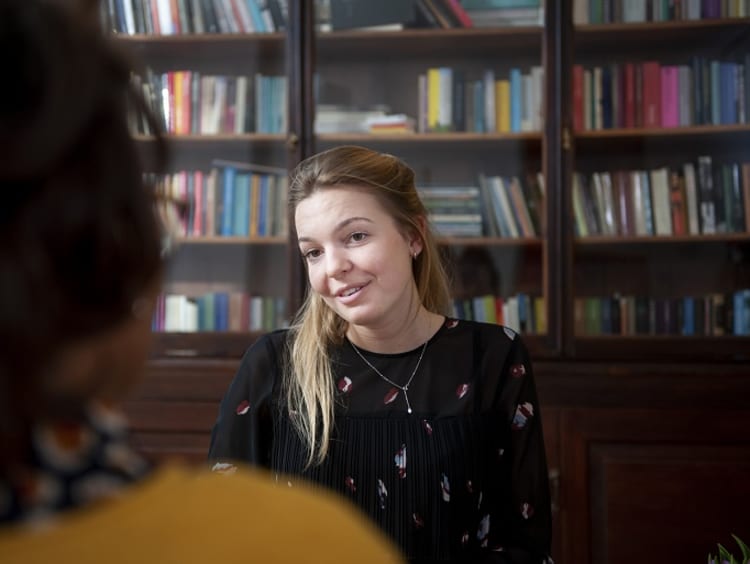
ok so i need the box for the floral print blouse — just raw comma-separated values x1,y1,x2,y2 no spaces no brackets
209,318,552,563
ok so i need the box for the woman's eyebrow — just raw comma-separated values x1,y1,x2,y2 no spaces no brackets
297,216,373,243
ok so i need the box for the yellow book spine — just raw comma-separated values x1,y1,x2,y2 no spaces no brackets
250,174,261,238
497,80,510,133
427,68,441,132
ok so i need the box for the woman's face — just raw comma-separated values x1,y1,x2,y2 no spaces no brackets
295,186,423,332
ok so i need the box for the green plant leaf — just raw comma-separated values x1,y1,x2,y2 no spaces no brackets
719,543,732,560
732,535,750,564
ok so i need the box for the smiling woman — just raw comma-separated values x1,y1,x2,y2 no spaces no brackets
209,145,553,563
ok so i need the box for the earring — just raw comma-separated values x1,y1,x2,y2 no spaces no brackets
412,251,418,260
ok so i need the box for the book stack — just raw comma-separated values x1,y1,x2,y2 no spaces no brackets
418,186,484,238
460,0,543,27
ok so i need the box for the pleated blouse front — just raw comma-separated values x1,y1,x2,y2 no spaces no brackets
208,318,551,563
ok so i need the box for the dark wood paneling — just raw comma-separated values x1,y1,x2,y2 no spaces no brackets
561,408,750,564
589,443,750,564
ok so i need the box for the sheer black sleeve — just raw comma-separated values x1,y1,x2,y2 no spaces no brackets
485,331,553,564
207,331,286,469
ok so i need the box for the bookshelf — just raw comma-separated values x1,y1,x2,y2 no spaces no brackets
100,1,750,562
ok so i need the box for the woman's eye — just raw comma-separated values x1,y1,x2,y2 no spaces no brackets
303,249,321,260
349,232,367,243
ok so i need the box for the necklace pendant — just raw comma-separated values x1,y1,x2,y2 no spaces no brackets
407,407,413,414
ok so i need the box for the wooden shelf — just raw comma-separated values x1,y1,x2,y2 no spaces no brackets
574,18,750,54
151,331,262,359
114,32,285,58
175,236,287,245
576,234,750,245
317,27,543,59
573,335,750,362
135,133,286,144
438,236,544,247
574,125,750,156
317,132,543,144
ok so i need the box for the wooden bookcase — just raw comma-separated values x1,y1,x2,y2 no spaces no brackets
105,1,750,562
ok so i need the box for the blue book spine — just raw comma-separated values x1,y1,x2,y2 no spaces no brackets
510,68,522,132
245,0,266,32
640,171,655,235
233,173,250,237
258,174,269,236
214,292,229,331
473,79,485,133
600,297,612,335
733,291,744,336
221,167,236,236
682,296,694,336
710,60,721,125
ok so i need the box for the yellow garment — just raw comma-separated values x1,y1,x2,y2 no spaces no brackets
0,465,404,563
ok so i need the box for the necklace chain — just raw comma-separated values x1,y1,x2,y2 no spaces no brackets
348,339,428,414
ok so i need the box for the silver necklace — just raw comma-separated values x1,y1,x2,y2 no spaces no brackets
348,339,428,414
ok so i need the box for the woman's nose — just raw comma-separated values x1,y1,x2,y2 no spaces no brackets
325,249,351,277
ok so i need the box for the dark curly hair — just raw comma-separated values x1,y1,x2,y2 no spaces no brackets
0,0,167,472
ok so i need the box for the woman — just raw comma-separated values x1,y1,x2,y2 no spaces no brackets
209,145,552,562
0,3,401,562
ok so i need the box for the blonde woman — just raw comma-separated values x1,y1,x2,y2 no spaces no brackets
209,145,552,563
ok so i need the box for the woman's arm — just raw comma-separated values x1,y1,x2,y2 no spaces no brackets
207,331,285,469
486,331,553,564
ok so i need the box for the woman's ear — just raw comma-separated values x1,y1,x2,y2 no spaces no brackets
408,216,427,258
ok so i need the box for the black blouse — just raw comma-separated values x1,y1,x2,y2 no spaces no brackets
208,318,552,563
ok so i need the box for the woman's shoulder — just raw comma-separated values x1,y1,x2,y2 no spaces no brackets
439,317,521,345
236,328,291,374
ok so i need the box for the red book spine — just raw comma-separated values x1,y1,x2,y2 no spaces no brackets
624,63,635,128
642,61,662,128
444,0,474,27
193,170,204,236
573,65,584,132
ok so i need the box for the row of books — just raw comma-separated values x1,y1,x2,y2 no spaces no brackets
131,70,287,135
573,57,750,131
418,172,544,239
153,292,287,332
574,0,750,24
102,0,287,36
155,163,288,238
480,173,545,238
572,157,750,238
417,66,545,133
313,104,416,134
453,293,546,335
574,291,750,336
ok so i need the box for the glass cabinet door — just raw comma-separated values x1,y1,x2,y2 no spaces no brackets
311,0,551,355
104,1,292,356
569,6,750,361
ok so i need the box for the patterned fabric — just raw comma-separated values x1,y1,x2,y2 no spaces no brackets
0,403,149,526
209,319,552,563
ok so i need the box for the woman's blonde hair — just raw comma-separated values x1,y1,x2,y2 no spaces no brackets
287,145,452,466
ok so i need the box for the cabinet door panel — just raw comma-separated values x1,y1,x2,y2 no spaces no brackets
561,408,750,564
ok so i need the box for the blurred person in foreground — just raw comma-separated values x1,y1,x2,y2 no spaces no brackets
0,1,402,562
